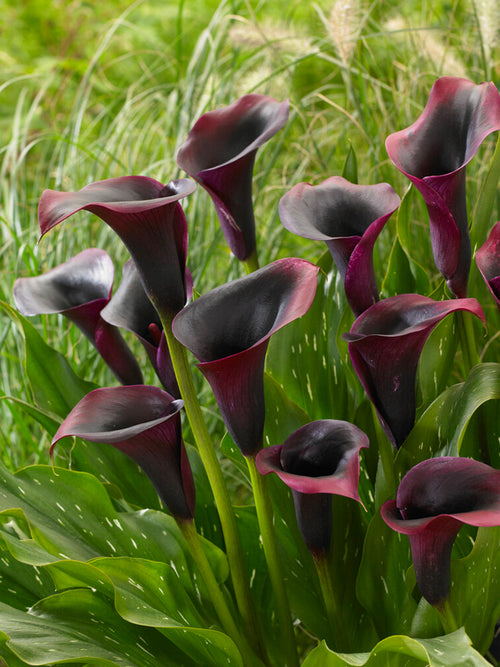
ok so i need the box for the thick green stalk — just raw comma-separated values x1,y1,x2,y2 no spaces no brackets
162,322,263,658
313,551,342,649
437,597,459,635
246,456,299,667
178,518,262,666
243,248,260,273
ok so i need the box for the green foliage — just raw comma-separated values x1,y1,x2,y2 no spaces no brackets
301,630,491,666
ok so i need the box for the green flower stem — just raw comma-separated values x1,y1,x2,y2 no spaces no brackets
178,518,263,666
312,551,343,649
456,310,479,377
436,597,459,635
246,455,299,667
162,322,263,659
243,248,260,273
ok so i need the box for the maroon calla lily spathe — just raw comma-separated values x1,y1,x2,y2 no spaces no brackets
38,176,196,319
101,259,178,396
172,258,319,456
13,249,142,385
177,94,289,263
51,385,195,519
386,77,500,298
279,177,401,316
343,294,485,448
256,420,368,554
381,457,500,607
475,221,500,310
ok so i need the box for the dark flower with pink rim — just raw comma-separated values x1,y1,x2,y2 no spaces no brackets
51,385,194,519
256,420,368,554
172,258,319,456
386,77,500,297
177,94,289,264
381,457,500,607
13,249,142,385
279,177,400,316
38,176,196,320
343,294,485,448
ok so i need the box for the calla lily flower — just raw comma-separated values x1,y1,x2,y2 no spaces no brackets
13,249,142,385
51,385,195,519
101,259,178,395
343,294,485,448
172,258,319,456
256,420,368,554
38,176,196,320
475,221,500,310
279,177,401,316
381,457,500,606
386,77,500,297
177,94,289,263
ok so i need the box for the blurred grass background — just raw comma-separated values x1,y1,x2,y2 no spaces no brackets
1,0,499,468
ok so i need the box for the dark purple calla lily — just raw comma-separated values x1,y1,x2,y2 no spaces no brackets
38,176,196,320
101,259,178,395
172,258,319,456
256,420,368,554
13,249,142,385
475,221,500,310
343,294,485,448
381,457,500,606
279,177,401,316
51,385,195,519
386,77,500,298
177,95,289,263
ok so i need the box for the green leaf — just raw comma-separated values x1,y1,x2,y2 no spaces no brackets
397,363,500,475
381,235,416,297
327,497,377,652
0,302,96,418
0,531,53,610
449,526,500,654
267,252,356,423
0,591,185,666
262,373,310,448
0,463,228,599
393,186,431,295
417,315,457,408
53,439,162,512
0,396,60,437
356,512,416,638
92,557,242,667
471,133,500,260
301,629,490,666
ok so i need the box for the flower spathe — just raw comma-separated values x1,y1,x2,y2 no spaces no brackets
13,249,142,385
386,77,500,297
177,94,289,262
343,294,485,448
51,385,195,519
172,258,319,456
279,177,401,316
256,420,368,554
381,457,500,606
38,176,196,319
101,259,178,396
